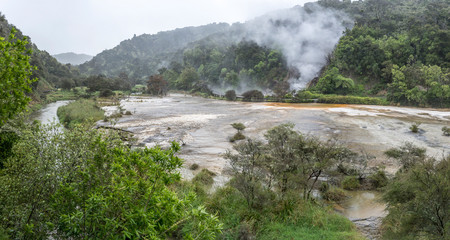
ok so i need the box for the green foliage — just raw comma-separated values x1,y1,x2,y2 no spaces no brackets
176,67,199,90
0,123,222,239
190,163,200,170
321,185,347,202
442,126,450,136
341,176,361,190
192,169,216,187
0,28,36,125
385,142,426,171
0,131,18,169
409,122,421,133
230,132,246,142
57,99,105,128
147,74,168,96
225,90,236,101
317,95,388,105
99,88,114,97
231,122,246,132
316,0,450,107
368,170,388,189
382,154,449,239
315,67,355,95
242,90,264,102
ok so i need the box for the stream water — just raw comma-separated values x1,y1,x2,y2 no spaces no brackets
36,96,449,239
30,100,71,125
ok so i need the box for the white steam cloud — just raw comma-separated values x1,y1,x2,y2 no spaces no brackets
243,3,353,90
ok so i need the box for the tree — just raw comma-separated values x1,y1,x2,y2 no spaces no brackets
0,123,222,239
176,67,199,90
147,74,168,96
225,90,236,101
225,139,267,208
0,28,36,125
382,153,449,239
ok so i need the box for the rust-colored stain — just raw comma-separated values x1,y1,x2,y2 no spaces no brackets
264,102,349,109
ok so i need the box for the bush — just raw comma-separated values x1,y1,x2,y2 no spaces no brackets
192,169,216,187
230,132,246,142
341,176,360,190
231,122,246,132
242,90,264,102
99,89,114,97
368,170,388,189
189,163,199,170
225,90,236,101
410,123,421,133
322,187,347,202
442,126,450,136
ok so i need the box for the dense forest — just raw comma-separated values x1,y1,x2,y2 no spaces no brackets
314,0,450,107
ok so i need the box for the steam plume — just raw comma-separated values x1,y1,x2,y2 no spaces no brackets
243,3,353,90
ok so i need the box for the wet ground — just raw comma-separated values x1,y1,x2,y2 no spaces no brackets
100,94,449,179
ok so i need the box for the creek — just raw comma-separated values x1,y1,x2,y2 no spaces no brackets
30,100,71,125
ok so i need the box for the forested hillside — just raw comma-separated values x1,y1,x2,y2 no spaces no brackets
315,0,449,107
0,13,79,101
78,23,230,81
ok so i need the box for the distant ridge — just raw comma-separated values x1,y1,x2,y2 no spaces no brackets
53,52,93,65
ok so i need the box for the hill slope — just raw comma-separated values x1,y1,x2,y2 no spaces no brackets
0,13,79,101
78,23,231,81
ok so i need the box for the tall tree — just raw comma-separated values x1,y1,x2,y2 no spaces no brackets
0,28,36,125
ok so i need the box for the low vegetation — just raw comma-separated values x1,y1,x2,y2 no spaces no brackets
0,123,222,239
409,123,421,133
382,143,449,240
56,99,104,128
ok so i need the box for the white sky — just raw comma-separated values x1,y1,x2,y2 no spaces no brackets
0,0,312,56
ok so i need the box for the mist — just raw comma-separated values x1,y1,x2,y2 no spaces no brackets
243,3,353,90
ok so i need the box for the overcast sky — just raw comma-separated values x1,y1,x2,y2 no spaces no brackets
0,0,313,56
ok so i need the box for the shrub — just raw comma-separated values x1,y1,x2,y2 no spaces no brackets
410,123,421,133
242,90,264,102
189,163,199,170
230,132,245,142
231,122,246,133
225,90,236,101
99,89,114,97
442,126,450,136
368,170,388,189
341,176,360,190
322,187,347,202
192,169,216,187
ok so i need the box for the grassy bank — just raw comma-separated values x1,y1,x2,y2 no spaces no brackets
57,99,104,128
175,181,363,240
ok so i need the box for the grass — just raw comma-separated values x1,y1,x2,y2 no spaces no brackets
202,184,363,240
44,89,82,103
57,99,104,128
